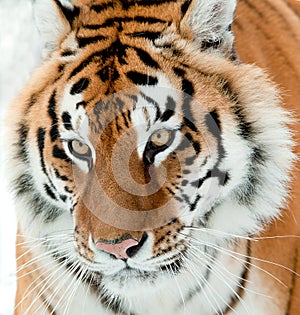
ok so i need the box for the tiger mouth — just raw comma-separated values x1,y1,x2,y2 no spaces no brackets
106,258,184,282
75,249,185,278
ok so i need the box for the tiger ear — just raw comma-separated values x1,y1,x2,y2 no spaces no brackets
34,0,76,58
180,0,237,56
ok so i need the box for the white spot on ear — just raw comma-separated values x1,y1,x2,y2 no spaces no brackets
181,0,236,53
34,0,73,58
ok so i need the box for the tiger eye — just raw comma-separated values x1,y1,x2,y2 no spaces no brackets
150,130,171,147
70,140,90,156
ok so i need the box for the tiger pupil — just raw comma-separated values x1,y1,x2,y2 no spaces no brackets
151,130,171,147
71,140,89,156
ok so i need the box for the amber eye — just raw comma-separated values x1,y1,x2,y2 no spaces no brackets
68,140,91,159
150,129,172,147
144,129,175,164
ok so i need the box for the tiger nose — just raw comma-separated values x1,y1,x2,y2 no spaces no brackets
95,233,148,259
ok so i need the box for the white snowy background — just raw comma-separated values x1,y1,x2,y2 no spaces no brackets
0,1,42,314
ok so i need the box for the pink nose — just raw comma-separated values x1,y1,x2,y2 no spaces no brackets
95,238,139,259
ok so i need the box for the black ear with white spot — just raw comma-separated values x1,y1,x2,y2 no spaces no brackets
34,0,77,58
180,0,237,57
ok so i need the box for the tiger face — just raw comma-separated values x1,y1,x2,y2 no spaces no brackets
7,0,295,313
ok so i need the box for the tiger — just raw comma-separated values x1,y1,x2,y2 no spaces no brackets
4,0,300,314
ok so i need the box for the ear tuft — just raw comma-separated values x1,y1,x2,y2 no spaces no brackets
181,0,237,56
34,0,76,58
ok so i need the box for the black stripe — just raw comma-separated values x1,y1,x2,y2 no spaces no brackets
62,112,72,130
133,47,160,69
97,66,110,82
141,93,159,107
173,67,185,77
182,78,198,133
217,78,238,102
54,168,68,181
70,51,104,78
206,109,221,138
190,171,212,188
90,2,114,13
205,109,225,162
189,195,201,212
65,186,73,193
181,0,192,14
160,109,174,122
185,132,201,155
48,91,59,142
26,94,38,109
71,39,129,79
37,128,59,194
83,24,104,30
235,147,265,205
182,78,194,96
155,105,162,122
232,104,253,140
192,141,201,155
70,40,128,78
60,194,67,202
77,35,107,48
61,50,75,57
128,15,168,24
70,78,90,95
160,96,176,122
16,122,29,161
38,128,48,175
44,184,57,201
53,145,70,161
127,71,158,86
58,64,65,75
166,187,176,196
127,31,162,41
190,168,228,188
121,112,130,128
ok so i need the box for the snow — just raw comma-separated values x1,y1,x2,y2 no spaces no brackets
0,1,42,314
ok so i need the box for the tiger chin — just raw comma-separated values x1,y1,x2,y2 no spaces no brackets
4,0,300,314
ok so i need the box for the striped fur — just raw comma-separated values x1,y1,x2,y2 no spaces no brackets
4,0,300,314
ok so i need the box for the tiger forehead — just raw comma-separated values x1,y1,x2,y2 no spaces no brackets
74,0,185,26
56,0,190,100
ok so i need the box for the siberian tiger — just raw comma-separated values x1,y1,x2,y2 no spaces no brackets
5,0,300,314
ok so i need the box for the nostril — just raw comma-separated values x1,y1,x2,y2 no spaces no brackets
95,233,148,259
95,238,138,259
126,232,148,258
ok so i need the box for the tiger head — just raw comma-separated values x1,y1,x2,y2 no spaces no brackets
8,0,294,296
